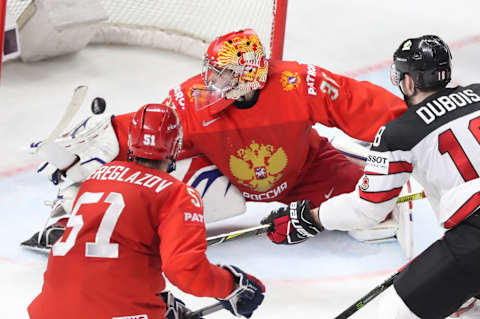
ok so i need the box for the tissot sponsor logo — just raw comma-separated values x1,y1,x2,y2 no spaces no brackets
365,151,389,174
367,155,388,164
242,182,288,200
417,89,480,124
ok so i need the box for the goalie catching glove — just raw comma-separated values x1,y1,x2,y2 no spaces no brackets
218,265,265,318
261,200,324,245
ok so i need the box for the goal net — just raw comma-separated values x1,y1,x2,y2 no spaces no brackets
2,0,287,71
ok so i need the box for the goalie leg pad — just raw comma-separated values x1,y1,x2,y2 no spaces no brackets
172,156,246,223
348,182,414,259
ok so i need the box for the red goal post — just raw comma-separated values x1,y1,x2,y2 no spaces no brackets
0,0,6,79
1,0,288,75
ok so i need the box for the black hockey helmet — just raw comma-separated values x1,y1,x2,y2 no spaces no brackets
390,35,452,90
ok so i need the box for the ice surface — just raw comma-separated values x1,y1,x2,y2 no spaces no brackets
1,0,479,318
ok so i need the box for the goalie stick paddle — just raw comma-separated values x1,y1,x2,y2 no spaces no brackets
46,85,88,142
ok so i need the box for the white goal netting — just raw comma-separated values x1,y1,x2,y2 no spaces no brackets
5,0,286,60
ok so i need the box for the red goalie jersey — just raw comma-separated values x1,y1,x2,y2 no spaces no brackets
103,60,406,207
28,161,234,319
163,60,407,205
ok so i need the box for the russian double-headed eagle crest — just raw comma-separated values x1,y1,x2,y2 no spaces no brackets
229,141,288,192
280,71,300,91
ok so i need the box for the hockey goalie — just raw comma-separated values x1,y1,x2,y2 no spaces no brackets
23,29,413,256
23,98,413,259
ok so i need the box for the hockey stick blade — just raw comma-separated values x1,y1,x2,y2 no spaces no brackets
46,85,88,141
207,224,270,246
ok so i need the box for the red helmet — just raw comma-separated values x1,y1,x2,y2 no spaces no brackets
128,104,182,161
202,28,269,100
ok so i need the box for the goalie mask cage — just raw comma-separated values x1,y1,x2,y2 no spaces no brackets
1,0,288,77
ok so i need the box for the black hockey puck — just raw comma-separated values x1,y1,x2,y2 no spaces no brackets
91,97,106,114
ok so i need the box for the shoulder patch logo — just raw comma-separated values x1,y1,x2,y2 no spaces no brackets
280,71,301,91
360,176,370,191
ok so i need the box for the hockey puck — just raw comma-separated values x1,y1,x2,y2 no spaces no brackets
91,97,106,114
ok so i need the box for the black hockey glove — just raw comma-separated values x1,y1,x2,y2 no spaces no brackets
159,291,202,319
261,200,323,245
219,265,265,318
50,168,67,185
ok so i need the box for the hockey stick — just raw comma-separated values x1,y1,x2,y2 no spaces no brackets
207,224,270,246
188,302,224,318
46,85,88,141
33,86,88,243
334,272,400,319
206,191,426,247
396,190,426,204
31,86,88,153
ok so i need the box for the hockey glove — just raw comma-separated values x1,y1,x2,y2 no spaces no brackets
159,291,202,319
219,265,265,318
261,200,323,245
50,168,67,185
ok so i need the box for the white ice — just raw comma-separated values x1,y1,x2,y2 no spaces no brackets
1,0,480,318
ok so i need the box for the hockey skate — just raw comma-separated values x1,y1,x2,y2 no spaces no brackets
20,183,78,253
449,298,480,318
21,218,67,253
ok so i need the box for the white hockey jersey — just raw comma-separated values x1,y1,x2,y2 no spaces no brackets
319,84,480,230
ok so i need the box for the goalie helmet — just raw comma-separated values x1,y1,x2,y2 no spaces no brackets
202,28,269,100
128,104,182,162
390,35,452,90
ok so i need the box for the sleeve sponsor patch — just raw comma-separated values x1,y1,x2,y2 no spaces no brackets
365,151,390,174
184,212,205,225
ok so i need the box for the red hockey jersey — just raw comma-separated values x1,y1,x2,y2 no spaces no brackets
163,60,406,202
28,161,234,319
